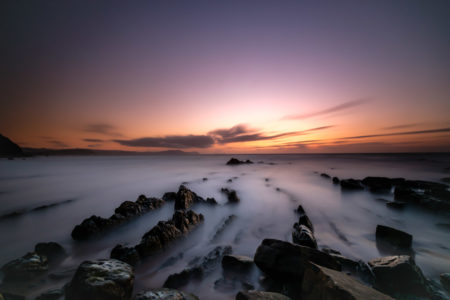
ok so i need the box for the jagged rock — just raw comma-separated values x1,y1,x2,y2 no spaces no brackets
376,225,412,248
65,259,134,300
340,179,364,190
302,262,393,300
35,288,64,300
394,180,450,211
386,201,406,210
292,224,317,249
133,288,198,300
0,134,23,157
226,158,253,165
211,214,237,242
34,242,66,263
254,239,340,279
1,252,48,281
175,185,196,210
110,244,140,266
441,273,450,292
236,290,291,300
333,177,340,184
222,255,253,271
320,173,331,179
162,192,177,202
298,214,314,232
221,188,240,203
206,197,217,205
368,255,430,298
321,250,374,284
295,205,305,214
361,177,397,193
164,246,232,288
71,195,165,240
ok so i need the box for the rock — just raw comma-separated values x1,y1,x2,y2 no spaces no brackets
222,255,253,270
376,225,412,248
441,273,450,292
110,244,140,266
302,262,393,300
361,177,394,193
34,242,66,263
206,197,217,205
332,177,340,184
340,179,364,190
133,288,198,300
441,177,450,183
236,290,291,300
295,205,305,214
164,246,232,288
394,180,450,211
35,288,64,300
210,215,237,242
1,252,48,281
320,173,331,179
368,255,430,298
0,134,23,157
0,293,25,300
65,259,134,300
292,224,317,249
221,188,240,203
298,214,314,232
254,239,340,279
385,201,406,210
175,185,196,210
162,192,177,202
321,249,374,284
226,158,253,165
202,177,208,181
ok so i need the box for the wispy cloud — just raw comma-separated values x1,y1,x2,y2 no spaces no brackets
114,135,215,149
381,123,419,130
83,123,123,137
282,98,370,120
47,140,68,148
83,138,105,143
340,127,450,140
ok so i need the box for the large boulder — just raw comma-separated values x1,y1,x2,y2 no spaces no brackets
302,263,393,300
361,177,395,193
368,255,430,298
254,239,340,279
292,224,317,249
221,188,240,204
133,288,198,300
110,245,140,267
65,259,134,300
236,290,291,300
1,252,48,281
222,255,254,271
340,179,364,190
34,242,67,263
175,185,196,210
226,158,253,165
376,225,412,249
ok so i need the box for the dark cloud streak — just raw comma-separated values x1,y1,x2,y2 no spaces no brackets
114,135,215,149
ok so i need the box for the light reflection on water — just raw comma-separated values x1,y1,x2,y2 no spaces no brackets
0,154,449,298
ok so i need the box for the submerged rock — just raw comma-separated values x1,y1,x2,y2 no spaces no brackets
292,224,317,249
34,242,66,263
133,288,198,300
320,173,331,179
226,158,253,165
210,214,237,242
361,177,396,193
332,177,340,184
222,255,254,271
1,252,48,281
298,214,314,232
110,245,140,267
340,179,364,190
369,255,430,298
65,259,134,300
254,239,340,279
302,263,393,300
221,188,240,203
236,290,291,300
376,225,412,249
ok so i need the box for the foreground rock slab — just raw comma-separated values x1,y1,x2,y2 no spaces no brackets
65,259,134,300
376,225,412,249
1,252,48,281
236,290,291,300
133,288,198,300
302,263,393,300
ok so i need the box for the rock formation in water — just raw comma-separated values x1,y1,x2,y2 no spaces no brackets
0,134,23,157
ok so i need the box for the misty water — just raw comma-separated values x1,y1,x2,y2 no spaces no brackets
0,154,449,299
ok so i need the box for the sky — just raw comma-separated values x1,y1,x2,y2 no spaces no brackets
1,0,450,153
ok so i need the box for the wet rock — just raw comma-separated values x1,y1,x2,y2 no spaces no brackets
1,252,48,281
441,273,450,292
206,197,217,205
0,293,25,300
164,246,232,288
340,179,364,190
175,185,196,210
361,177,395,193
295,205,305,214
221,188,240,203
368,255,430,298
222,255,253,271
298,214,314,232
321,249,374,284
320,173,331,179
386,201,406,210
302,262,393,300
236,290,291,300
110,244,140,267
394,180,450,211
35,288,64,300
34,242,66,263
133,288,198,300
202,177,208,181
332,177,340,184
226,158,253,165
162,192,177,202
65,259,134,300
292,224,317,249
376,225,412,248
71,195,165,240
254,239,341,279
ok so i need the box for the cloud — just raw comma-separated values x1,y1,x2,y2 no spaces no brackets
340,127,450,140
47,140,68,148
381,123,419,130
83,138,104,143
282,98,370,120
114,135,215,149
83,123,122,137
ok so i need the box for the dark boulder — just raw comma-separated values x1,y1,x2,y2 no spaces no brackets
0,293,25,300
0,134,23,157
320,173,331,179
298,214,314,232
332,177,340,184
162,192,177,202
221,188,240,203
226,158,253,165
302,262,393,300
133,288,198,300
236,290,291,300
254,239,340,279
441,273,450,292
295,205,305,214
1,252,48,281
34,242,66,263
394,180,450,211
376,225,412,249
386,201,406,210
340,179,364,190
111,245,140,267
175,185,196,210
369,255,430,298
361,177,393,193
222,255,254,271
115,201,142,217
65,259,134,300
292,224,317,249
35,289,64,300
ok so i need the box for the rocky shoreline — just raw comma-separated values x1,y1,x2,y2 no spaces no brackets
1,160,449,300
